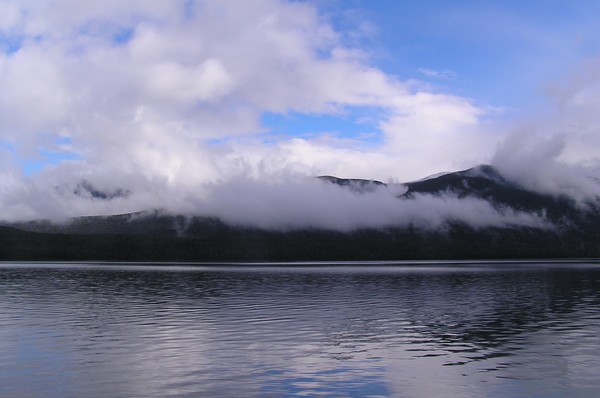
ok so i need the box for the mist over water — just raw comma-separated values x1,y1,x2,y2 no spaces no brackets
1,262,600,397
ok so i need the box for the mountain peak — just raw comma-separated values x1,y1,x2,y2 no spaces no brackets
460,164,506,182
318,175,386,193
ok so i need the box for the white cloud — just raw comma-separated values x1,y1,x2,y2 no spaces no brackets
143,58,235,104
0,0,488,194
492,132,600,201
417,68,457,80
2,0,597,226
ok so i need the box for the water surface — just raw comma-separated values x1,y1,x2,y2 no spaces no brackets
1,262,600,397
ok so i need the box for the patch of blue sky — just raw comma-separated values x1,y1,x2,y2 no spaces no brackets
204,107,386,147
0,33,23,55
77,21,135,46
112,27,135,45
52,136,77,148
184,0,196,18
21,150,83,176
261,107,386,145
1,137,82,176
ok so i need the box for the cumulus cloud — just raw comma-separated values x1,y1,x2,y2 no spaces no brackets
492,132,600,202
546,59,600,164
0,1,486,172
491,58,600,201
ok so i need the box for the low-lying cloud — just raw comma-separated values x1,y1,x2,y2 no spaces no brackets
0,166,549,232
492,132,600,201
198,177,548,231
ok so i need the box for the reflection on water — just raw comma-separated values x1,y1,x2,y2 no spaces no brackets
1,262,600,397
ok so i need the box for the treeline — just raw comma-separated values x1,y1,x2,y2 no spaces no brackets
1,224,598,262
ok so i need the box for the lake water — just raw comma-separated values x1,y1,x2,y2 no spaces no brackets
1,262,600,397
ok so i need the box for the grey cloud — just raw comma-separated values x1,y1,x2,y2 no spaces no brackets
1,164,549,232
168,176,548,232
492,132,600,202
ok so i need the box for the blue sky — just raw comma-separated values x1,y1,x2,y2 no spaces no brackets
1,0,600,220
411,2,593,95
359,0,600,103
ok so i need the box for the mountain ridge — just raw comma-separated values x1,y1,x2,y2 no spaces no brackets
2,164,599,261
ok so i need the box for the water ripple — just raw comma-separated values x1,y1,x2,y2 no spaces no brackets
1,263,600,397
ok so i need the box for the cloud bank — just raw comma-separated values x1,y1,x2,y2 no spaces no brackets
198,177,548,231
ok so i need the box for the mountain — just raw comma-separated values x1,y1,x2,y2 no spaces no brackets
2,165,600,261
404,165,600,232
317,175,386,193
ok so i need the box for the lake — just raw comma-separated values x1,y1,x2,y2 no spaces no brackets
1,261,599,397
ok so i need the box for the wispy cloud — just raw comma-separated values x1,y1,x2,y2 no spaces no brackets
417,68,457,80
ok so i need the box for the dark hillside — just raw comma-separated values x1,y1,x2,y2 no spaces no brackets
2,165,600,262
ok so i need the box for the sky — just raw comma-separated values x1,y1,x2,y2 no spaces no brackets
1,0,600,225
